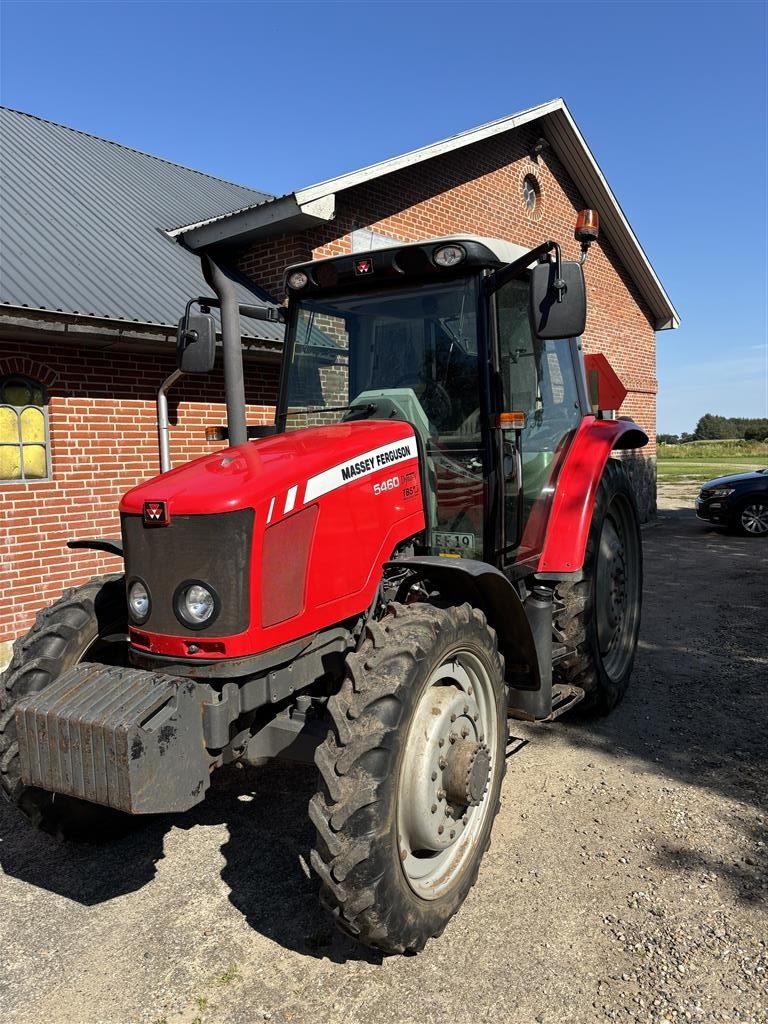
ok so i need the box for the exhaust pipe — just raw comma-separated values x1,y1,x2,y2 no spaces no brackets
202,254,248,448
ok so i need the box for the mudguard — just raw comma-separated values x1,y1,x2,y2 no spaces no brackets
537,415,648,575
385,556,541,691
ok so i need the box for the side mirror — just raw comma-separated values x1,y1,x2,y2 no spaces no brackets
176,312,216,373
529,260,586,340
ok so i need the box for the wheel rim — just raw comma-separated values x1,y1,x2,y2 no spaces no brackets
594,495,641,681
397,649,498,901
740,503,768,535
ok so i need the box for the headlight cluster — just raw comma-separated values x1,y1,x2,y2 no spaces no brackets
128,580,150,624
127,579,220,630
709,487,735,498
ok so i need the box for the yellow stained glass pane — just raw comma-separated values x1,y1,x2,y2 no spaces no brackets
20,407,45,442
0,406,20,444
22,444,47,479
0,446,22,480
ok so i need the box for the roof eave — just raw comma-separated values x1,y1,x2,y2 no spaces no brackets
175,194,336,251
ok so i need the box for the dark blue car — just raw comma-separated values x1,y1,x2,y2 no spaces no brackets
696,469,768,536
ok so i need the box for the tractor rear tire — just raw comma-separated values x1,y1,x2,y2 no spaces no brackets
0,574,135,842
553,458,643,714
310,602,506,954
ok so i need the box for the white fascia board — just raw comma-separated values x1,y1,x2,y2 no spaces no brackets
544,105,680,330
293,99,565,207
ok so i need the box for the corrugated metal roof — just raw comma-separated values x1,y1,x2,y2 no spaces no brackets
0,107,284,342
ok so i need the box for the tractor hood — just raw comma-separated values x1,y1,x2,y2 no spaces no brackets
120,420,419,517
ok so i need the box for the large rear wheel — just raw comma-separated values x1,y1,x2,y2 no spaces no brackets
0,574,134,841
554,459,643,713
310,602,506,954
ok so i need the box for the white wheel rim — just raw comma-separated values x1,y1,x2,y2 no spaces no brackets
396,649,498,900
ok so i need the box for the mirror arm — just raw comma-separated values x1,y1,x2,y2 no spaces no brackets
188,296,286,323
486,240,560,294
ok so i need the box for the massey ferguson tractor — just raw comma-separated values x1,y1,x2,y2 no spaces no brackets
0,211,646,954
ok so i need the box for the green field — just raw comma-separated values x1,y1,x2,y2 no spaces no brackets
657,440,768,486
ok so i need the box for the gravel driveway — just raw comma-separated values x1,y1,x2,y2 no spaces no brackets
1,505,766,1024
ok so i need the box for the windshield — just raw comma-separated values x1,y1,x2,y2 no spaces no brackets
280,278,480,436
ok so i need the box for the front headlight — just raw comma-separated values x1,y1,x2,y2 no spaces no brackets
709,487,735,498
174,581,219,629
128,579,150,624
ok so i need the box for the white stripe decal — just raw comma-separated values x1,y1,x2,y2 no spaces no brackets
284,485,298,514
304,436,418,503
267,496,275,523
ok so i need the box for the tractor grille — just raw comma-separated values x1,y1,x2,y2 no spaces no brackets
121,509,254,636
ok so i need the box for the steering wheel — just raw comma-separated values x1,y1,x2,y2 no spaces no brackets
390,375,453,426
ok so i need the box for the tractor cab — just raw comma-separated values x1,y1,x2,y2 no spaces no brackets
279,236,589,571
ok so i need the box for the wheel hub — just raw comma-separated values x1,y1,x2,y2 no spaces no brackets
444,740,491,807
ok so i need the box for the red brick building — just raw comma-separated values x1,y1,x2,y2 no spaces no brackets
0,99,677,664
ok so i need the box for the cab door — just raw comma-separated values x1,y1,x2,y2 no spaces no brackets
494,278,583,564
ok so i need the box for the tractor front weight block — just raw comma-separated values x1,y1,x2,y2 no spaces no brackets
14,663,211,814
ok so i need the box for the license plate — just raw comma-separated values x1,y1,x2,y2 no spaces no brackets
433,531,476,556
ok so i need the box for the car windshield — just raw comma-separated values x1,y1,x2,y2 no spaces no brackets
280,278,481,436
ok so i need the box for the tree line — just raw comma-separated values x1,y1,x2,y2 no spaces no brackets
658,414,768,445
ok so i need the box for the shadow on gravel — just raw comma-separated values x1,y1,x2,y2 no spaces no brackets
0,758,379,964
553,508,768,901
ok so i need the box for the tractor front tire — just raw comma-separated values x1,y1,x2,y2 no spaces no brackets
0,574,134,842
310,602,506,954
553,458,643,714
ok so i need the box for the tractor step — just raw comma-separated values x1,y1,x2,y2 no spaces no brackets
547,683,586,719
507,683,585,722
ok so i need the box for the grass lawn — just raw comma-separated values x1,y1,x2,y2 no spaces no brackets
657,441,767,486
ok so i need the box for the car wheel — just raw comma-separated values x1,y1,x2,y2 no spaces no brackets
735,499,768,537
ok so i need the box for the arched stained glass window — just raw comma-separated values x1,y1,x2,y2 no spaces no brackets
0,375,51,481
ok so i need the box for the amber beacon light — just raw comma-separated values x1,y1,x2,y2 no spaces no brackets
575,209,599,263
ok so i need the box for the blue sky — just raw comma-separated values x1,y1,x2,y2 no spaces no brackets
1,0,766,434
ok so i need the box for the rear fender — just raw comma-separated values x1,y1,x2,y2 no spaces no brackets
385,556,541,691
537,416,647,575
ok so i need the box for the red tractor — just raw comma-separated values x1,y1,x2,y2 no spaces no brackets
0,213,645,954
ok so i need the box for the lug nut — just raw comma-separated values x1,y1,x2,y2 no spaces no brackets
463,705,469,715
431,770,437,781
461,728,469,739
438,825,444,835
450,830,455,839
431,804,437,814
437,789,446,801
438,738,444,748
450,713,456,723
438,756,447,770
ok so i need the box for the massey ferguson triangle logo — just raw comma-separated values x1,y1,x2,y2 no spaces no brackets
143,500,169,525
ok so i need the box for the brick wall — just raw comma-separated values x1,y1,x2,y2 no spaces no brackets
237,121,658,478
0,342,278,651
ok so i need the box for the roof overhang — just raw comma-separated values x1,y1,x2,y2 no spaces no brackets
172,99,679,331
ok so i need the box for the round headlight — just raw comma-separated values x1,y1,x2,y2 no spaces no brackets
176,582,218,628
287,270,309,290
433,244,466,268
128,580,150,624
